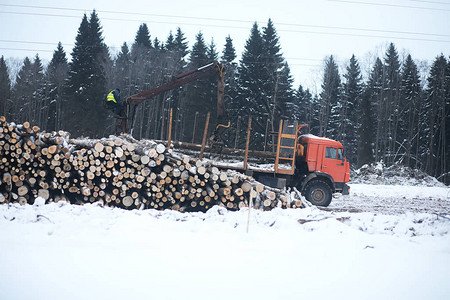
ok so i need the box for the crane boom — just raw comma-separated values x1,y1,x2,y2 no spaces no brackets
119,61,225,134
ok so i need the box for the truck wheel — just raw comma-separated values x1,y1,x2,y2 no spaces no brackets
304,180,332,207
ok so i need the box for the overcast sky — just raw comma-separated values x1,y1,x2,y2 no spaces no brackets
1,0,449,91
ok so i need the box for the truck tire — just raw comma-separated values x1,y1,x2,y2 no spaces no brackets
303,180,332,207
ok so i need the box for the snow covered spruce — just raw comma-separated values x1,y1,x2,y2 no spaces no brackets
0,117,304,211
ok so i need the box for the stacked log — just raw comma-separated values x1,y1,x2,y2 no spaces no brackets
0,117,304,211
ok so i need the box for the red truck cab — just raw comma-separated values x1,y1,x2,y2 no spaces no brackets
296,134,350,206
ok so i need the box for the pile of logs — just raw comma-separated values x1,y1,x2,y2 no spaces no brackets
0,116,303,212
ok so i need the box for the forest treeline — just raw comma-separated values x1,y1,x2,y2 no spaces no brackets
0,11,448,184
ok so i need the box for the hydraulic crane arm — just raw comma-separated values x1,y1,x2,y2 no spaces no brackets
120,61,225,134
126,61,224,105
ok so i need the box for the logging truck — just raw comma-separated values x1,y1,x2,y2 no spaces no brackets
242,123,351,207
170,119,350,207
215,120,351,207
114,62,350,207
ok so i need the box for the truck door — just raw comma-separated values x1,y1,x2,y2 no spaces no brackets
321,146,346,183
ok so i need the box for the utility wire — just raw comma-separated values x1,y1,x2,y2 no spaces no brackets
0,39,72,46
1,3,449,38
0,11,250,30
279,22,450,38
1,11,448,44
328,0,450,12
407,0,450,5
281,27,450,43
0,3,253,24
0,47,53,53
0,46,324,68
1,40,331,60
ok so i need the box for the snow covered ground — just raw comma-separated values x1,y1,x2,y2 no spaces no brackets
1,182,449,300
329,184,450,214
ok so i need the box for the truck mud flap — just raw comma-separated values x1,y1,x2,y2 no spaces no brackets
342,183,350,195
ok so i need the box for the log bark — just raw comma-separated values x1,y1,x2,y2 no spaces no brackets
0,117,303,211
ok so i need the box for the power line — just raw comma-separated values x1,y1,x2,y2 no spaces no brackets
0,46,324,68
0,39,443,71
0,47,53,53
0,44,328,65
1,3,449,38
328,0,450,11
0,11,251,31
0,3,253,24
0,39,125,51
407,0,450,5
0,39,122,49
282,27,450,43
1,11,448,44
286,57,325,62
279,22,450,38
0,39,72,46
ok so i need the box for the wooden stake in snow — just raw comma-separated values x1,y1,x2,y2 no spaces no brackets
246,187,254,234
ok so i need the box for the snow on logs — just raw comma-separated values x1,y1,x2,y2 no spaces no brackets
0,116,303,211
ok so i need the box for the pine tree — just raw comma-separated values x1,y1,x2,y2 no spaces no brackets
114,42,131,93
64,11,109,137
0,56,11,116
217,36,238,146
162,28,189,141
174,27,189,66
89,11,112,85
10,54,45,125
220,35,238,97
340,54,362,164
46,42,68,131
236,22,265,147
276,62,296,122
189,32,209,68
64,14,90,133
319,55,341,137
165,31,175,51
262,19,282,67
296,85,318,132
130,23,160,139
233,20,293,148
382,43,401,164
182,32,210,142
369,57,385,163
32,54,45,123
127,24,158,139
261,19,294,135
221,35,236,63
12,57,34,122
445,56,450,184
399,54,422,168
357,85,375,167
133,23,152,49
310,94,321,134
130,23,153,95
423,54,448,179
206,38,220,125
207,38,218,62
153,37,162,50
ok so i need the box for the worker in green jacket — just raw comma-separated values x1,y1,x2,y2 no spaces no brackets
106,89,122,117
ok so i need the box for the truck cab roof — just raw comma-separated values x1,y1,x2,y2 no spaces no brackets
299,134,343,148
